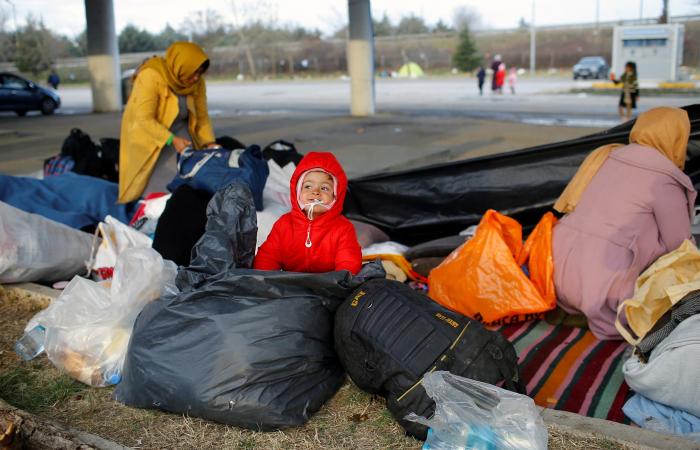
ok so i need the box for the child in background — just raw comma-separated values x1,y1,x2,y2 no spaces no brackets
476,66,486,96
611,61,639,121
508,68,517,94
495,63,506,94
254,152,362,274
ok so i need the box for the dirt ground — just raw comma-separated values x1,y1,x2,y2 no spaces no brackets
0,285,640,450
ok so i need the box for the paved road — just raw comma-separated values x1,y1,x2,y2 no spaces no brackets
52,76,695,127
0,76,695,176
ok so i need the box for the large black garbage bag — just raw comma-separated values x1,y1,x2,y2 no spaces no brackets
115,182,385,429
344,104,700,244
177,182,258,287
151,185,213,267
334,279,522,440
115,266,382,430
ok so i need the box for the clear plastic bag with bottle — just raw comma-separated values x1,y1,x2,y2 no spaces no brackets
25,247,177,387
406,371,548,450
14,325,46,360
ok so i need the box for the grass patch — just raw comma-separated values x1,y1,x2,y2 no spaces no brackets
0,287,638,449
0,365,85,413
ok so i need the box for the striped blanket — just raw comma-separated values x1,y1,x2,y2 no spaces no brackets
497,320,632,423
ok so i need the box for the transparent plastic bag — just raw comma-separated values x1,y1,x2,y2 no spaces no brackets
89,215,153,278
406,371,547,450
27,247,177,387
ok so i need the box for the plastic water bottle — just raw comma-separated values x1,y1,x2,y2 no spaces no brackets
14,325,46,361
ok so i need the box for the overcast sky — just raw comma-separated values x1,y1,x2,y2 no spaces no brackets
6,0,700,38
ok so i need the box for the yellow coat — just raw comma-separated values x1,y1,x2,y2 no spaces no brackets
118,67,215,203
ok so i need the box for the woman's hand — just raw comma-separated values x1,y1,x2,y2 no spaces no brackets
172,136,192,153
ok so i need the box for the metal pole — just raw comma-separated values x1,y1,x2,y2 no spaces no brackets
530,0,536,75
347,0,375,116
84,0,122,111
640,0,643,20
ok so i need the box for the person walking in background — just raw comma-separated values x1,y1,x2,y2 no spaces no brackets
495,62,506,94
612,61,639,121
476,66,486,96
47,69,60,90
490,54,501,93
508,67,517,94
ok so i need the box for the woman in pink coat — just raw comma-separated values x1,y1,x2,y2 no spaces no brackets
552,107,695,340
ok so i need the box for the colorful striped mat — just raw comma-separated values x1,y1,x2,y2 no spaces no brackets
497,320,632,423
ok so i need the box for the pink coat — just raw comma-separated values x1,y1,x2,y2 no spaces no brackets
553,144,696,339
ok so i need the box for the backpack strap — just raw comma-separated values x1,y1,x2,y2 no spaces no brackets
177,148,218,179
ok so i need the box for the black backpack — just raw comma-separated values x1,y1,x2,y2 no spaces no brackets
334,279,523,440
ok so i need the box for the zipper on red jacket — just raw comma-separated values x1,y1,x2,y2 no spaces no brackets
305,222,312,248
304,220,312,271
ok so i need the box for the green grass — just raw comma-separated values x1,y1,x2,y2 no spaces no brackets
0,364,85,413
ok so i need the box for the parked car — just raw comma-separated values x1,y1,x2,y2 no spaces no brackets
572,57,609,80
0,72,61,116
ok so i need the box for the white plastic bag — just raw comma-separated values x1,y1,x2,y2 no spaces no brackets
0,201,94,283
263,159,294,210
91,215,152,275
256,159,294,251
406,371,547,450
27,247,177,387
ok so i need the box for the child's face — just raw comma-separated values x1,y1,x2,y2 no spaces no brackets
300,171,335,213
625,65,633,73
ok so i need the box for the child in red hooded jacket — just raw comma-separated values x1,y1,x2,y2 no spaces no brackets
253,152,362,274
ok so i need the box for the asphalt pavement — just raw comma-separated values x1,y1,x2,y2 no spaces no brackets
0,76,695,177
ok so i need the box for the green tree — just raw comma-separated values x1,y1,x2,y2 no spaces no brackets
432,19,453,33
119,25,158,53
395,14,429,35
155,24,187,50
453,26,480,72
70,30,87,57
15,16,53,75
373,13,394,36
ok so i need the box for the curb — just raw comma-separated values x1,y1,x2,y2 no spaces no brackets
542,408,699,449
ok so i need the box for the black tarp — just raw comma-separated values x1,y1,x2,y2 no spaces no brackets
344,104,700,245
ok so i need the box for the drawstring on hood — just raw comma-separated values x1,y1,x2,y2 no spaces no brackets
289,152,348,249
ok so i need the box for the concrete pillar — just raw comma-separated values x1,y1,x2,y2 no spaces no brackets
347,0,375,116
84,0,122,112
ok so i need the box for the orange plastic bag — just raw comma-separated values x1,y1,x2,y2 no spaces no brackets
428,210,557,326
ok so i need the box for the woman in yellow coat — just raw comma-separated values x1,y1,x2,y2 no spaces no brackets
118,42,218,203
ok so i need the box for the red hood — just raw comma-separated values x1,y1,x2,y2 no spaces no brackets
290,152,348,223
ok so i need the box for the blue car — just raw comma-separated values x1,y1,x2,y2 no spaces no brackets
0,72,61,116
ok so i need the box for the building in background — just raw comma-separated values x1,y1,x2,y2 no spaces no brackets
612,24,684,81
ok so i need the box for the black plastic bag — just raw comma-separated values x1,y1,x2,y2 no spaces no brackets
115,183,384,429
344,104,700,244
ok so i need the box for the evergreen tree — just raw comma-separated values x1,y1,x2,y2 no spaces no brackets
452,26,480,72
373,13,394,37
432,19,453,33
156,24,187,50
119,25,158,53
396,14,429,35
